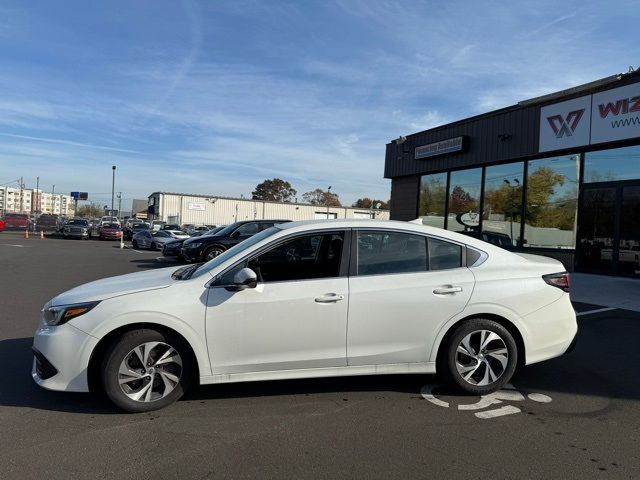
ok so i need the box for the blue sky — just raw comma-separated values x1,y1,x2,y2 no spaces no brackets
0,0,637,210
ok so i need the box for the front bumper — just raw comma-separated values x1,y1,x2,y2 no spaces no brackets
63,231,89,238
32,322,98,392
181,247,203,262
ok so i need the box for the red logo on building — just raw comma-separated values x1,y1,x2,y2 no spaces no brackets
546,109,585,138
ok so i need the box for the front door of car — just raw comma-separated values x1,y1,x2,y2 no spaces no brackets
205,230,350,374
347,230,475,366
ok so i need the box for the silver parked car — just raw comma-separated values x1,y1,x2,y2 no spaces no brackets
132,229,186,250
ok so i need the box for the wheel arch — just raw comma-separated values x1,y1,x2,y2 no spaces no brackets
433,313,526,372
87,322,201,393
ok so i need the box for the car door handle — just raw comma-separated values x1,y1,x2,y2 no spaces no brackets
315,293,345,303
433,285,463,295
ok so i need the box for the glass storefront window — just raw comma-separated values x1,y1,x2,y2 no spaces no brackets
446,168,482,232
418,172,447,228
482,163,524,247
524,154,580,249
584,145,640,182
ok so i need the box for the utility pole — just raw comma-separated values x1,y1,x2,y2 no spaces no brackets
117,192,122,221
111,165,116,217
52,185,55,215
34,176,39,231
19,176,24,213
326,186,332,218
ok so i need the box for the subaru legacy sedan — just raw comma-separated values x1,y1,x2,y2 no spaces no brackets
32,220,577,412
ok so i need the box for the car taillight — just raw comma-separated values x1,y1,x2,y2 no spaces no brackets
543,272,570,293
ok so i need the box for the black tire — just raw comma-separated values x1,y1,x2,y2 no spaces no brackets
439,319,518,396
101,329,194,413
204,245,225,261
132,240,138,249
150,242,157,250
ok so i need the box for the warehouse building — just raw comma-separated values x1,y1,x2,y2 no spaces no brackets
385,70,640,277
147,192,389,226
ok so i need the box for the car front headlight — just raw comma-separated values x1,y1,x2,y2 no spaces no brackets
187,242,203,248
42,301,100,326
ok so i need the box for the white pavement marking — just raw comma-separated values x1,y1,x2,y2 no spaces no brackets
420,385,449,408
1,244,26,247
528,393,552,403
458,395,502,411
576,307,616,316
474,405,521,419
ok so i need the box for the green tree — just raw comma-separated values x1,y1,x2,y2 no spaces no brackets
419,177,446,216
352,198,389,209
448,186,478,214
252,178,297,202
303,188,341,207
75,203,104,218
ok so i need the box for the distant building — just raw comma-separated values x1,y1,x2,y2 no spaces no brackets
0,187,74,216
147,192,390,226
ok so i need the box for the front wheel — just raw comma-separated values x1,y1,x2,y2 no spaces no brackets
204,245,225,261
101,329,193,412
439,319,517,395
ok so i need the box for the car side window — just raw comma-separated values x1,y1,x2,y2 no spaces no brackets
428,237,462,270
234,223,261,236
216,232,345,285
357,231,427,276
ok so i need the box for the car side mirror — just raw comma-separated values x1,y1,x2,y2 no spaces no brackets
227,267,257,291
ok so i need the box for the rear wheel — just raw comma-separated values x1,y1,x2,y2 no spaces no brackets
439,319,517,395
101,329,193,412
204,245,225,261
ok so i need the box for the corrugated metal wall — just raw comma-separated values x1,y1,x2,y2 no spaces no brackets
153,194,390,226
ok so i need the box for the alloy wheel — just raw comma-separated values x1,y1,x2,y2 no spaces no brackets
206,247,224,260
118,342,183,402
455,330,508,386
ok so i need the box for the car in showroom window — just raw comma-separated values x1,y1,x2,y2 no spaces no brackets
32,220,577,412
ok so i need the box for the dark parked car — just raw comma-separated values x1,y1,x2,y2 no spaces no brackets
123,222,150,240
62,218,91,239
3,213,30,230
162,226,225,259
35,214,61,233
181,220,290,262
161,223,181,231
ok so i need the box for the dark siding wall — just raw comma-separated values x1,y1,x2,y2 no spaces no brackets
384,105,541,178
389,176,419,221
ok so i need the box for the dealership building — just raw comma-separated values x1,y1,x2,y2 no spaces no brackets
385,70,640,277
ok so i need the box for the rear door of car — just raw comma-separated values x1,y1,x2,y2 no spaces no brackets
346,229,475,366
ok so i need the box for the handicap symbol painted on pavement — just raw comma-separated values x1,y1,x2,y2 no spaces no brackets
420,383,552,419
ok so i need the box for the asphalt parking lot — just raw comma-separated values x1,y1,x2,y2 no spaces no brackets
1,233,639,479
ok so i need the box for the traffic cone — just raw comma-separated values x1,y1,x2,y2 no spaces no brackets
24,230,29,239
40,230,45,239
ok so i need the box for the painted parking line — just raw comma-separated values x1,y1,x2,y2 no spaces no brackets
475,405,522,419
576,307,616,316
0,244,27,247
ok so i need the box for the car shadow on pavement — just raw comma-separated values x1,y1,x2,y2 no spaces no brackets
0,337,117,414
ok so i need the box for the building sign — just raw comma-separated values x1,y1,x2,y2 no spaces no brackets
415,136,464,159
539,83,640,152
591,83,640,145
188,202,206,211
539,95,591,152
70,191,88,200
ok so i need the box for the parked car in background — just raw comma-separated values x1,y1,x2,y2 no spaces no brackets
162,226,225,259
0,218,5,232
100,216,120,227
3,213,30,230
123,222,150,240
161,224,182,231
35,214,61,233
62,218,91,240
99,223,122,240
31,220,577,412
151,220,166,231
460,230,514,248
164,230,190,240
181,220,291,262
132,229,184,250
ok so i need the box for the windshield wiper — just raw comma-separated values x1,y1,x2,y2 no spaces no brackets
171,263,203,280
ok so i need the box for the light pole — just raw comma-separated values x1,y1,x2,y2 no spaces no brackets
326,186,332,218
111,166,116,217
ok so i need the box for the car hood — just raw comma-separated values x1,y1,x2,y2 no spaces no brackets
50,266,177,306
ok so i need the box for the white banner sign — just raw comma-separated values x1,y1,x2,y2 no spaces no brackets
539,95,591,152
591,83,640,145
539,82,640,152
187,202,206,211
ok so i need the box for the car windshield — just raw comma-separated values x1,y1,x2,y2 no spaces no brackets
68,219,88,226
190,227,280,279
133,223,149,230
104,223,119,229
211,222,244,237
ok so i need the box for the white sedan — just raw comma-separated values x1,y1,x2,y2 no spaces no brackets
32,220,577,412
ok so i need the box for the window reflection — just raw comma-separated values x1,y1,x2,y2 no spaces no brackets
418,172,447,228
524,155,580,249
446,168,482,232
584,145,640,182
482,163,524,247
